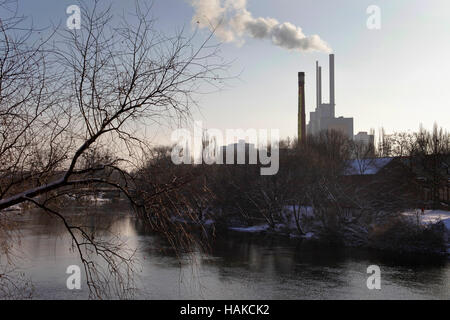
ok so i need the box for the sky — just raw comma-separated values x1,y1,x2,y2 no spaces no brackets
12,0,450,144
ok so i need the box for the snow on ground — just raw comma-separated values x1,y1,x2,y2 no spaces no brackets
403,209,450,231
228,206,316,238
403,209,450,254
229,224,270,233
304,232,315,239
420,210,450,231
202,219,214,226
229,223,317,240
0,204,22,212
83,195,112,203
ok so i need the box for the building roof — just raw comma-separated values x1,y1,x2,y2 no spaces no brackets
343,157,394,176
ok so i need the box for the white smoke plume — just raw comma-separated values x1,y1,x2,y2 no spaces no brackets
190,0,332,53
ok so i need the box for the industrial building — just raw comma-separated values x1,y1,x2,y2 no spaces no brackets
306,54,354,139
298,54,374,147
354,131,375,146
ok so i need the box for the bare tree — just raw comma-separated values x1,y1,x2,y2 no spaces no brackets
0,0,229,298
408,124,449,208
376,124,449,208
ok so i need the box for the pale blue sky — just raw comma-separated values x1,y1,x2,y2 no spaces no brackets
14,0,450,143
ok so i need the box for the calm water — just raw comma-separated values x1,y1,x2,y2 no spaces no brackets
3,208,450,300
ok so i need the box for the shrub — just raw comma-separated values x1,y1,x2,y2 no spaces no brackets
368,217,447,255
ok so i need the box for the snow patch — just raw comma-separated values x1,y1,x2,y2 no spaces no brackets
202,219,215,226
229,224,269,233
403,209,450,231
1,204,22,212
304,232,315,239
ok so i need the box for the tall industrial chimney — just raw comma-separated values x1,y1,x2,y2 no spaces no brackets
298,72,306,142
316,61,319,108
318,66,322,107
329,54,335,116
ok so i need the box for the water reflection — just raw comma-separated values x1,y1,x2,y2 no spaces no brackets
2,209,449,300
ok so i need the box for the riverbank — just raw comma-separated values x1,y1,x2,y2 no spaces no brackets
219,208,450,257
5,202,449,257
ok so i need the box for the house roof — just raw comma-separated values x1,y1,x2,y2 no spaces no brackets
343,157,395,176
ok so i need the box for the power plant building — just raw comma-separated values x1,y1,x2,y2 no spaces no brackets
306,54,354,139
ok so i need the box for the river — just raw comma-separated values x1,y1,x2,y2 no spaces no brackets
2,208,449,300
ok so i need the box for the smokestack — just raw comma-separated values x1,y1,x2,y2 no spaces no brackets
318,66,322,107
316,61,319,108
298,72,306,142
329,54,335,115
